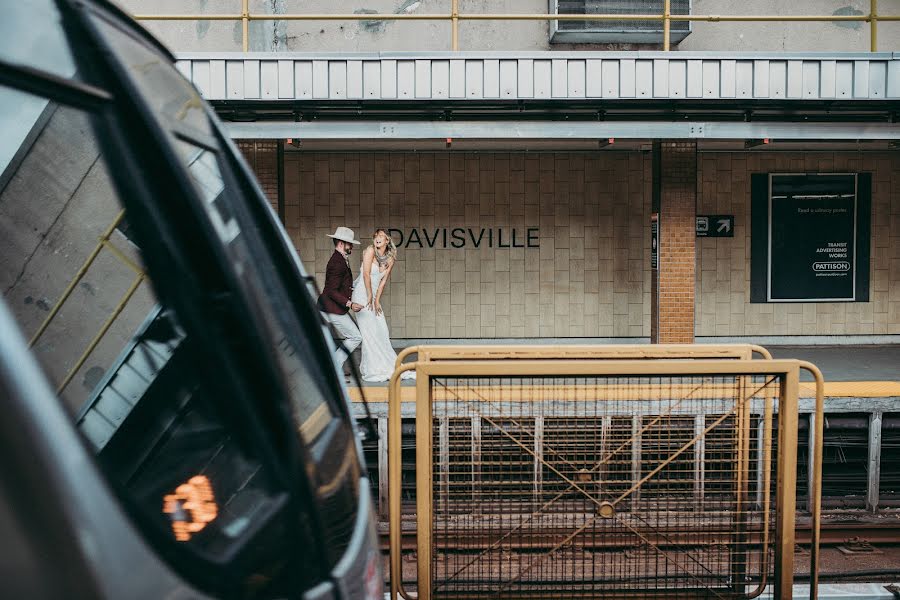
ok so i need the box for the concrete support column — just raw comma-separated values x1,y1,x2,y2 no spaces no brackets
651,141,697,344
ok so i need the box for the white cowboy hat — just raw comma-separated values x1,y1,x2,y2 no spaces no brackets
326,226,360,245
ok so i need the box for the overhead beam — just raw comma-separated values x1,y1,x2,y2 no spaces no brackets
222,120,900,140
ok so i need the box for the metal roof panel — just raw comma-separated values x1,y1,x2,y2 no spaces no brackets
176,52,900,103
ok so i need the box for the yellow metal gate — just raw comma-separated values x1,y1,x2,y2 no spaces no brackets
389,356,824,600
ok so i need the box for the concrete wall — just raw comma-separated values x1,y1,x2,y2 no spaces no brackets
695,152,900,337
0,105,155,412
285,151,651,339
117,0,900,53
682,0,900,52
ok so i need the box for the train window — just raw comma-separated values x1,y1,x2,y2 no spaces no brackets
89,14,211,138
1,0,79,82
82,5,351,459
0,85,157,412
177,141,240,245
0,82,307,593
102,315,291,566
173,136,341,447
178,139,335,432
167,134,362,563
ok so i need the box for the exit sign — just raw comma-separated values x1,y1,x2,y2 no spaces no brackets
696,215,734,237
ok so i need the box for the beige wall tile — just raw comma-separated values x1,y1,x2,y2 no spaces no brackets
296,151,650,338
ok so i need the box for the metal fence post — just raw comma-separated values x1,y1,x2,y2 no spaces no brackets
867,411,883,512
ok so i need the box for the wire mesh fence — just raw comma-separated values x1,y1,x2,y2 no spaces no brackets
428,374,780,599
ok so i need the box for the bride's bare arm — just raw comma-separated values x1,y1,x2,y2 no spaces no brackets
374,258,395,315
362,245,375,308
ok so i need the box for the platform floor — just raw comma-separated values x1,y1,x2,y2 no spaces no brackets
348,345,900,402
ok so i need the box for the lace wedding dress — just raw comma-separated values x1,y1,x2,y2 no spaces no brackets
352,261,414,383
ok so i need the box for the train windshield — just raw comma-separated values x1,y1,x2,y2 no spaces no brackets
0,0,361,595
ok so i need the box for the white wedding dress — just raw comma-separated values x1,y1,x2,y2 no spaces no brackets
352,261,414,382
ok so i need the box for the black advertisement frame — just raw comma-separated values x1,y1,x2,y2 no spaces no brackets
750,172,871,304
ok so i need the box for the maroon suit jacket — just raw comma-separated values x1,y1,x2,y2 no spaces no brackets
318,250,353,314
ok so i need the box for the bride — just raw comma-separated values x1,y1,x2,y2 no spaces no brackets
352,229,413,382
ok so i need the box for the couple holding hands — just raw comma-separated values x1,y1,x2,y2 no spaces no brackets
317,226,412,383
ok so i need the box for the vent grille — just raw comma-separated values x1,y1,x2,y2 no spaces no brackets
553,0,691,43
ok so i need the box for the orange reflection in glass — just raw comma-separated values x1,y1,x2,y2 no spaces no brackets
163,475,218,541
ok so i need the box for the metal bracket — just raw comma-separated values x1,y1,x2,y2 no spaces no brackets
837,536,882,555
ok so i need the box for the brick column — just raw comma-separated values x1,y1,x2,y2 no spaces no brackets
651,141,696,344
237,140,282,221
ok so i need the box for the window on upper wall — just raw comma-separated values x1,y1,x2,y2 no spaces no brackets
550,0,691,44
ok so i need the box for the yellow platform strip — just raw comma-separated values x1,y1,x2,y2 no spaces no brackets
348,380,900,403
800,380,900,398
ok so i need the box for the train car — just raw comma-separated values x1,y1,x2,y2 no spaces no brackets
0,1,381,598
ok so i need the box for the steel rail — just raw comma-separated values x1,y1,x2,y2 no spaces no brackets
381,523,900,550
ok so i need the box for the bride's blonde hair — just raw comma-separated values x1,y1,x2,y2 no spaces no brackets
372,228,398,262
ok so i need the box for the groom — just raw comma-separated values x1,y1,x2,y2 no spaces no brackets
318,226,364,374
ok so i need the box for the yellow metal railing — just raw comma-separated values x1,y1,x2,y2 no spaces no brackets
387,345,825,600
133,0,897,53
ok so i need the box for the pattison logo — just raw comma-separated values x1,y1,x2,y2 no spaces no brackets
813,262,850,272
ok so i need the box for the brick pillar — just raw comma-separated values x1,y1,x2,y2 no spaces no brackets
237,140,282,221
651,141,696,344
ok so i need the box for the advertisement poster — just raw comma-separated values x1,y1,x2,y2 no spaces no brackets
769,174,857,301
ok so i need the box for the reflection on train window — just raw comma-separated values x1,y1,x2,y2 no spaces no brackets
90,16,211,137
174,138,339,444
273,336,336,444
173,142,339,448
177,141,240,245
88,309,288,559
1,0,79,82
0,85,156,413
0,82,287,563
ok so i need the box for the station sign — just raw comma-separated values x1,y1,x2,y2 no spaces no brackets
696,215,734,237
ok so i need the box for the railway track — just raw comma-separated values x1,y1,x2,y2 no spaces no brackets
378,522,900,551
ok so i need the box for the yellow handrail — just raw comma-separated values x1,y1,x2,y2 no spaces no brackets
133,2,895,53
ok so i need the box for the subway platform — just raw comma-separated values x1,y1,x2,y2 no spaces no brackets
347,344,900,395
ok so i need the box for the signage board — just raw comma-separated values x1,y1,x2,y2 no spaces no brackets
650,213,659,270
750,173,871,303
696,215,734,237
770,175,856,300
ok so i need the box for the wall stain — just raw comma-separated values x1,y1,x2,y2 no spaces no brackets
83,366,104,391
80,281,96,296
24,296,33,305
272,0,288,50
355,9,384,34
355,1,422,36
35,298,50,312
196,0,210,38
833,6,864,30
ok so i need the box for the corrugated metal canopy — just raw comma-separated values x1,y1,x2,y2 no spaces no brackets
177,52,900,140
177,51,900,103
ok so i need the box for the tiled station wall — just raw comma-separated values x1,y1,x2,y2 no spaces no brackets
282,151,651,339
695,152,900,336
240,144,900,339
